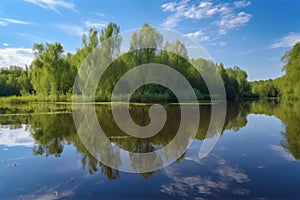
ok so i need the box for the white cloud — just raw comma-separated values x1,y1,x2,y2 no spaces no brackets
199,1,213,8
209,41,227,47
269,32,300,49
24,0,76,13
162,2,177,12
0,17,31,26
0,125,34,147
57,24,85,36
216,11,252,35
184,30,210,41
161,16,182,29
161,0,252,41
3,43,9,47
84,20,106,29
234,0,251,8
0,47,34,68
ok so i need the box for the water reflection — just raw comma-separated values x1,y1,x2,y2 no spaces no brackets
0,125,33,147
0,100,299,181
161,156,250,198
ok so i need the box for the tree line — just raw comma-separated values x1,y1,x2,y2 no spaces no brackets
0,22,299,101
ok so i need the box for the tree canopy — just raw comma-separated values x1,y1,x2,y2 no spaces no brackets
0,23,299,102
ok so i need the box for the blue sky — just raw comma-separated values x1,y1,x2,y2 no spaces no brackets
0,0,299,80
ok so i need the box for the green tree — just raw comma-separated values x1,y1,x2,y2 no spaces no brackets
30,42,76,99
129,23,163,95
280,42,300,100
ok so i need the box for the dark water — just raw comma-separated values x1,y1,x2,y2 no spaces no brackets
0,100,299,199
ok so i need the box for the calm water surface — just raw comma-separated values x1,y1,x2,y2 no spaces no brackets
0,100,299,199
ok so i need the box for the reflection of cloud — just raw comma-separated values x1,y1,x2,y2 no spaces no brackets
161,174,227,197
233,188,250,195
268,144,295,161
55,159,82,173
19,186,74,200
213,164,249,183
161,157,250,198
0,125,34,147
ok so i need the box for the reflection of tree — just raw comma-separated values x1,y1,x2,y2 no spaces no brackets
30,113,74,157
195,102,250,140
0,103,249,180
225,102,249,132
250,100,300,160
3,100,299,179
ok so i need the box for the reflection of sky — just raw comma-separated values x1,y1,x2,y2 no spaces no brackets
161,114,298,199
268,144,296,162
161,156,250,198
0,125,34,147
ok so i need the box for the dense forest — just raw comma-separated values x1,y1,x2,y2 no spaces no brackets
0,22,299,102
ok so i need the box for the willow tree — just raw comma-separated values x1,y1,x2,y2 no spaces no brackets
129,23,163,95
280,42,300,100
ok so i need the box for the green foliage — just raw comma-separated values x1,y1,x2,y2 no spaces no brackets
251,79,279,98
0,66,33,96
4,22,300,102
30,42,76,98
279,42,300,100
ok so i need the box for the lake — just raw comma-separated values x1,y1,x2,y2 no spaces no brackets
0,100,299,199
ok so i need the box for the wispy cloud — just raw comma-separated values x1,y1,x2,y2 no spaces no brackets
267,57,278,61
0,47,34,68
161,0,221,29
57,24,85,36
94,12,106,17
84,20,106,29
18,33,52,43
0,17,31,26
58,19,107,37
269,32,300,49
216,11,251,35
161,0,252,41
2,43,9,47
234,0,251,8
184,30,210,41
24,0,76,13
209,41,227,47
240,48,257,55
